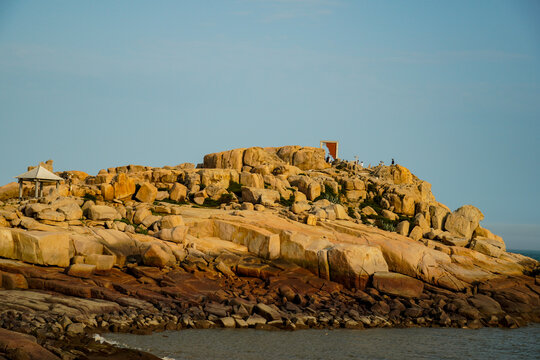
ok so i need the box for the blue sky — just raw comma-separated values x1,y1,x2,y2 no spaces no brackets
1,1,539,249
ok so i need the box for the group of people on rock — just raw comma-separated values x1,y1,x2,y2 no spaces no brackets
326,153,396,168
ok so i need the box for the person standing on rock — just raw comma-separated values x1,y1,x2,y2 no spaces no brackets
392,158,395,165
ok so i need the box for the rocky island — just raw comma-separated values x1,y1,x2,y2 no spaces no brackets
0,145,538,360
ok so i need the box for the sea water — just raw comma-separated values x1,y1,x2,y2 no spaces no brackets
102,326,540,360
102,249,540,360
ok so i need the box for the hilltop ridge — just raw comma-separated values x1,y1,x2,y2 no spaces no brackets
0,145,538,359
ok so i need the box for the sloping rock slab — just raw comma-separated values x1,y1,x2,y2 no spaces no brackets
372,271,424,298
0,328,59,360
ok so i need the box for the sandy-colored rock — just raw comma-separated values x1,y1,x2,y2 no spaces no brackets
141,214,161,228
143,243,173,267
373,165,413,185
408,226,423,241
169,182,188,202
156,225,188,243
199,169,239,188
0,228,15,259
291,201,311,214
396,221,410,236
372,271,424,298
0,182,18,201
305,214,317,226
160,215,184,229
382,209,398,221
289,176,321,201
113,173,136,200
92,229,141,266
241,187,280,205
414,213,430,231
36,209,65,222
333,204,348,220
57,203,83,220
469,237,505,258
87,205,121,221
101,183,114,201
361,206,378,216
133,208,151,225
136,183,158,203
85,254,115,270
67,263,96,277
429,204,449,230
444,205,484,239
10,229,71,267
214,220,280,259
71,234,103,256
327,244,388,289
280,231,332,278
240,172,264,188
1,272,28,289
0,328,60,360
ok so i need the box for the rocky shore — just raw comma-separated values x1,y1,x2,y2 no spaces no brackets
0,145,538,359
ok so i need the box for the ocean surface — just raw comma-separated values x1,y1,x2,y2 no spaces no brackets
510,249,540,261
102,326,540,360
102,249,540,360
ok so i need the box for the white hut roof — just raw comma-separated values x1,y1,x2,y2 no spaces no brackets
15,166,63,181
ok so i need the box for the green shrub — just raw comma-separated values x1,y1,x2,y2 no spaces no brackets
227,181,242,197
314,184,341,204
280,194,295,207
83,193,97,202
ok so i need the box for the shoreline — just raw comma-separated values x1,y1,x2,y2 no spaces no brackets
0,253,538,359
0,146,539,359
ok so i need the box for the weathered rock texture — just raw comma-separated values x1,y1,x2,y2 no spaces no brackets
0,145,538,358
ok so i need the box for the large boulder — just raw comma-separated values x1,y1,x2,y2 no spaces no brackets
198,169,239,188
203,148,246,172
0,182,19,201
373,165,413,185
71,234,104,256
113,173,136,200
288,176,321,201
160,215,184,229
469,237,505,258
156,225,188,243
142,243,174,268
289,147,329,170
444,205,484,239
240,172,264,188
241,187,280,206
57,203,83,221
6,229,71,267
327,244,388,289
372,271,424,298
0,328,60,360
214,220,280,259
87,205,121,221
429,204,450,230
135,182,158,203
92,229,141,265
203,146,330,172
169,182,188,202
279,231,333,278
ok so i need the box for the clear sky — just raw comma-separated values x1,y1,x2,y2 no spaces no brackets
1,1,539,249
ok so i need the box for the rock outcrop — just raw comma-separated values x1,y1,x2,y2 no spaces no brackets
0,145,538,358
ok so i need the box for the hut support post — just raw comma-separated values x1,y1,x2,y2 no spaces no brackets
34,180,39,198
18,180,23,200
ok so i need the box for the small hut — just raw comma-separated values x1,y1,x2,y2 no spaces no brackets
15,165,63,199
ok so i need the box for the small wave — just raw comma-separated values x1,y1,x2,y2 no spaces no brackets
93,333,119,346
